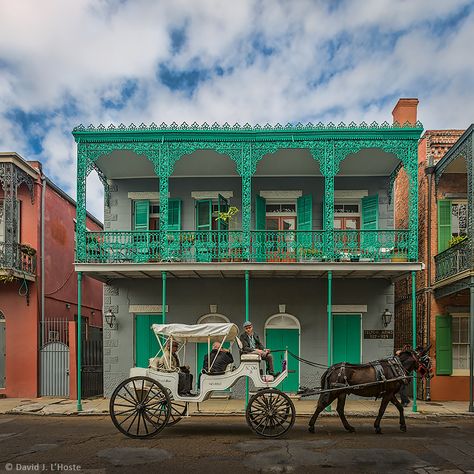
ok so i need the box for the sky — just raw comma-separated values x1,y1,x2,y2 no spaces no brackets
1,0,473,221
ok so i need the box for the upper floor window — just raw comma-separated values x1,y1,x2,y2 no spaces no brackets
438,199,468,252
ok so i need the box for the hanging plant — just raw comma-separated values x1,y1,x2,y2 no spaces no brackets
448,235,467,248
20,244,36,256
215,206,239,223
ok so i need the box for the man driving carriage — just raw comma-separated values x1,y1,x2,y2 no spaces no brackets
240,321,276,376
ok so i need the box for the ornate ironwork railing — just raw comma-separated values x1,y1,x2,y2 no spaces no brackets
0,242,37,274
434,238,471,282
82,229,411,264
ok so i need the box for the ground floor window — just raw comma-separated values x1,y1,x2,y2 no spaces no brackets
452,315,470,373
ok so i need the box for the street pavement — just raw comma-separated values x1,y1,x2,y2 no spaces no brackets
0,414,474,473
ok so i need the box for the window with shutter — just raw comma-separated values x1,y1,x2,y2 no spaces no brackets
168,199,182,231
297,195,312,231
437,200,452,253
435,314,453,375
134,200,149,231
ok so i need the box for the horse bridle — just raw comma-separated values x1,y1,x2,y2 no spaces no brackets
411,350,432,379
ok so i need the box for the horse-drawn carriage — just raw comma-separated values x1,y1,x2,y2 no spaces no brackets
109,322,296,438
109,322,432,438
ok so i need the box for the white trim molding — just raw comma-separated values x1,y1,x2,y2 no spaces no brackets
334,190,368,199
127,192,170,201
260,190,302,200
191,191,234,200
129,305,168,313
331,305,368,313
265,313,301,329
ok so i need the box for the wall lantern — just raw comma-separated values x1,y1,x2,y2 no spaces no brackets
382,308,392,327
105,308,117,328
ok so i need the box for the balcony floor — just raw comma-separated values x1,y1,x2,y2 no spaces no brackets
75,261,423,282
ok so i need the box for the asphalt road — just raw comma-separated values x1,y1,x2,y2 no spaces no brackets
1,414,474,473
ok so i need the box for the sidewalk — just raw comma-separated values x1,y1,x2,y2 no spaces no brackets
1,396,473,418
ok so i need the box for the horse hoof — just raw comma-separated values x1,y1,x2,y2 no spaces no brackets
375,429,382,434
347,427,356,433
400,425,407,432
308,426,315,434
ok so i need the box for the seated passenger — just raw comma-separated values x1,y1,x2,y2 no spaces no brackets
202,342,234,374
150,340,194,396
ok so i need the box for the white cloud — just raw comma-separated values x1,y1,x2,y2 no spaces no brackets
0,0,473,220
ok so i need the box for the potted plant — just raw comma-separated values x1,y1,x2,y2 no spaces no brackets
20,243,36,257
0,270,16,284
391,249,408,262
448,235,467,248
215,207,240,262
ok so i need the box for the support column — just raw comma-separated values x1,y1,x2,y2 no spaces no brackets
323,175,335,260
407,149,419,262
469,277,474,412
326,270,333,412
77,271,83,412
76,147,88,263
241,171,252,260
411,270,417,413
159,171,169,261
162,272,167,324
245,270,250,406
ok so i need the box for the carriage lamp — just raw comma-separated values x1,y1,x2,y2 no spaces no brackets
382,309,392,327
105,308,117,328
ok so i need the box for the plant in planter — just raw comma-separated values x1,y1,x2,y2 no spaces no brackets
448,235,467,248
215,207,240,262
298,248,322,262
215,206,239,224
391,250,408,262
20,243,36,257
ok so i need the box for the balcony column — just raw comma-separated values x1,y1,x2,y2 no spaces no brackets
406,145,419,261
326,270,333,412
76,146,88,263
411,270,417,413
320,144,335,261
157,146,170,261
241,144,252,260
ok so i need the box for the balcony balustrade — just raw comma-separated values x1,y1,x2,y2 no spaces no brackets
434,238,471,282
0,242,37,275
82,229,411,264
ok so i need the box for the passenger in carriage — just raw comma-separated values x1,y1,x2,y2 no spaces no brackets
202,342,234,374
150,340,194,396
240,321,276,376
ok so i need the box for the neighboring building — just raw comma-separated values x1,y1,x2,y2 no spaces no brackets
0,153,103,398
73,99,423,397
395,126,473,403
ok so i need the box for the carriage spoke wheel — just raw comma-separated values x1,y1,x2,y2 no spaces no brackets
166,391,188,426
110,376,171,439
246,389,295,438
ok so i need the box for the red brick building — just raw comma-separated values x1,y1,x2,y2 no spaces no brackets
394,125,474,402
0,152,103,398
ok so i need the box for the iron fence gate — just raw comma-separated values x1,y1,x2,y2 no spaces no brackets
81,339,103,397
39,319,69,397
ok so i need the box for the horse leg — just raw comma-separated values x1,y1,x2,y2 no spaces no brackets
374,393,391,434
390,393,407,432
308,393,338,433
336,393,355,432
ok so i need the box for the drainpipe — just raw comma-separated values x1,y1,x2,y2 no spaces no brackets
41,174,46,346
425,165,435,401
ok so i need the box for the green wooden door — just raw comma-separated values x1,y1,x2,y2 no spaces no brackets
135,314,163,368
435,314,453,375
332,314,361,364
265,328,299,393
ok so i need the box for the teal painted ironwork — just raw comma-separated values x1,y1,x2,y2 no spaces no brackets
434,238,469,282
82,229,410,264
73,121,422,266
326,270,333,413
77,271,83,412
411,270,417,413
162,271,167,324
245,270,250,407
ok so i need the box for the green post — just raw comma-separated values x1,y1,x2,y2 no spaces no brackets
411,271,417,413
162,271,167,323
326,270,333,412
77,271,83,412
245,270,250,407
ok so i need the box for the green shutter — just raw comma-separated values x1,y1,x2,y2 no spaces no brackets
435,314,452,375
437,200,452,253
196,199,212,231
135,314,163,368
297,195,312,231
168,199,182,231
134,200,149,231
255,195,266,230
361,195,378,230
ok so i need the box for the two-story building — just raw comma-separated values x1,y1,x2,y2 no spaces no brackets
73,99,423,398
0,152,103,398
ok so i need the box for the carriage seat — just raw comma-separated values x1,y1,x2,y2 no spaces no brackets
240,353,261,362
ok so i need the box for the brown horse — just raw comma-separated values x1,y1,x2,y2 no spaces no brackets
308,347,431,434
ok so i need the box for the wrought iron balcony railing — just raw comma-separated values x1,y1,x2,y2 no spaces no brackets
82,229,411,264
434,238,471,282
0,242,37,275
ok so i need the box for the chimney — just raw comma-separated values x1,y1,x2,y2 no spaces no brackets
392,98,419,125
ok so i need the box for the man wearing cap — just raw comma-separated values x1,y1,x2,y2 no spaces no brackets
240,321,275,376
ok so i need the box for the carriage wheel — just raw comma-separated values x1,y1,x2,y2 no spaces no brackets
165,391,188,426
109,376,171,439
246,389,295,438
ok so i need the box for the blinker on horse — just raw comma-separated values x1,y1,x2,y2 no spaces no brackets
308,346,432,434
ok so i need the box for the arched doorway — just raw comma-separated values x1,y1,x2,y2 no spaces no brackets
196,313,231,394
264,313,300,393
0,311,5,388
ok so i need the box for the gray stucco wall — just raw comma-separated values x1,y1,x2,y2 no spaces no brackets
105,175,393,231
103,277,394,397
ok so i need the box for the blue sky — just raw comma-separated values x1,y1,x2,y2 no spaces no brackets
0,0,473,220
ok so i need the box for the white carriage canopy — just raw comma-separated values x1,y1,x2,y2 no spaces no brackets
152,323,240,343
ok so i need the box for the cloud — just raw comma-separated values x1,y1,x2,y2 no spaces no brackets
0,0,473,221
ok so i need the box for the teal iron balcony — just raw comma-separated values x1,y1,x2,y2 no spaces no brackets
434,238,470,282
0,242,37,279
82,229,411,264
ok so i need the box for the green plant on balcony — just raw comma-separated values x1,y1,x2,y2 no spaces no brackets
19,243,36,256
215,206,239,224
0,270,16,284
298,248,323,262
448,235,467,248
